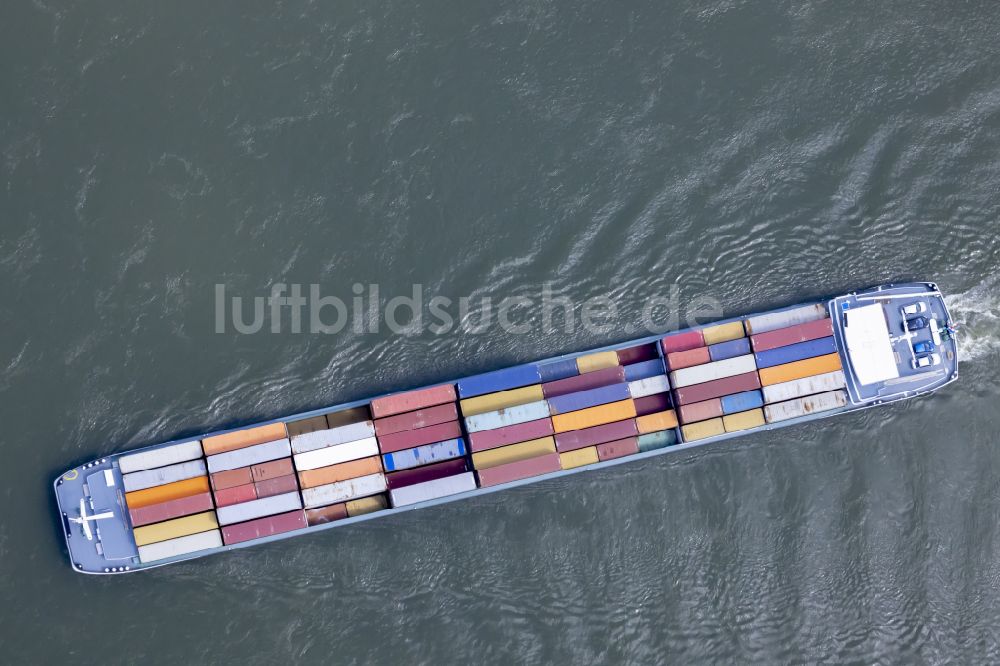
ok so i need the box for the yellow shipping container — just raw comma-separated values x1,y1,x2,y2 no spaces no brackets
125,476,210,509
701,321,746,345
460,384,544,417
636,410,679,434
202,422,288,456
758,353,843,387
559,447,599,470
722,409,766,433
472,436,556,470
346,495,388,517
681,418,725,441
552,400,637,433
132,511,219,547
576,351,620,374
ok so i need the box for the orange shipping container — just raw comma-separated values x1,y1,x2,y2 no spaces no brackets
202,422,288,456
551,399,637,433
635,410,679,434
297,456,383,489
757,353,842,387
125,476,211,509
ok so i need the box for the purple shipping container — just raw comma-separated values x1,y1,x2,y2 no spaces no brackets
754,337,838,369
624,359,666,382
457,364,541,398
708,337,752,362
542,365,625,399
633,393,671,416
377,420,463,454
476,453,562,488
385,458,469,490
597,437,639,461
678,399,724,424
254,474,299,499
537,358,579,383
467,418,555,453
661,330,704,354
546,382,631,415
373,403,459,437
128,492,215,528
616,343,659,365
554,419,639,452
750,318,834,352
221,510,307,545
674,372,762,406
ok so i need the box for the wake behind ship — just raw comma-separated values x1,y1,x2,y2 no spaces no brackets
54,282,958,574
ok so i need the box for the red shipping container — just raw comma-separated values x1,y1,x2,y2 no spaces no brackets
467,418,554,453
305,503,348,526
597,437,639,461
542,366,625,399
750,318,833,353
254,474,299,499
666,346,711,371
385,458,469,490
250,458,294,483
678,398,724,424
128,492,215,528
673,372,762,406
554,419,638,452
213,483,257,507
616,343,659,365
377,420,463,454
634,393,671,416
374,403,459,437
370,384,456,418
221,510,307,545
211,467,253,491
477,453,562,488
661,330,705,354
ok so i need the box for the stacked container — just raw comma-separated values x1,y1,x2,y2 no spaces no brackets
615,343,681,454
370,385,476,507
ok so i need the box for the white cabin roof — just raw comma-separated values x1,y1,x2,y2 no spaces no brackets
843,304,900,385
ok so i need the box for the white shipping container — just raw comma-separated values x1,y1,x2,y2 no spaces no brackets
293,437,380,471
122,460,207,492
762,370,847,404
215,491,303,526
137,529,223,564
389,472,477,507
118,440,204,474
670,355,757,389
290,420,376,454
301,473,387,509
764,390,848,423
464,400,551,433
628,375,670,399
744,303,828,335
206,438,291,473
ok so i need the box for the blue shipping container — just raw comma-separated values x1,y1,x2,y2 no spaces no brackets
546,382,631,415
708,337,751,362
537,358,579,383
720,390,764,415
624,359,666,382
457,363,542,398
754,336,837,369
382,437,466,472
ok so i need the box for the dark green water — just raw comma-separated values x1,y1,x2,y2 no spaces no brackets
3,1,1000,662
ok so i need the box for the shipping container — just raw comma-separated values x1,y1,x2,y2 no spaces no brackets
635,410,679,434
125,476,210,510
666,346,711,371
464,400,551,433
346,495,388,517
681,418,726,442
457,364,541,398
123,460,207,493
547,382,631,415
206,438,291,474
128,492,214,528
661,330,705,354
637,430,677,452
133,511,219,547
542,366,625,399
213,483,257,507
290,421,376,455
202,423,287,456
701,321,746,345
377,421,463,454
389,472,477,507
211,467,253,491
467,418,555,453
551,399,637,433
373,403,458,437
460,385,544,417
216,491,303,526
471,436,557,470
554,419,638,452
755,336,837,369
370,384,457,418
285,415,329,438
477,452,562,488
576,351,620,374
723,409,766,432
293,437,380,471
537,358,579,383
300,474,387,509
382,437,466,471
708,337,752,362
720,390,764,415
764,390,848,423
670,354,757,389
744,303,828,335
325,405,372,429
751,318,834,353
597,437,639,461
255,474,299,499
385,458,469,490
559,446,599,470
616,343,659,365
250,458,294,483
758,353,843,387
627,375,670,399
305,503,348,526
679,399,724,424
222,510,307,545
298,457,383,489
673,372,762,405
118,440,204,475
623,359,666,382
137,530,223,564
633,393,671,416
761,370,847,404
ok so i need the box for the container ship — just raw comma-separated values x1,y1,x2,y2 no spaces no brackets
54,282,958,574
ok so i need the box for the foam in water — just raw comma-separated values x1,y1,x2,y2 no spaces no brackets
944,276,1000,363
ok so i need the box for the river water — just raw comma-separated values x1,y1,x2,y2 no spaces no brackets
2,1,1000,662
